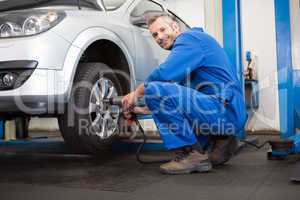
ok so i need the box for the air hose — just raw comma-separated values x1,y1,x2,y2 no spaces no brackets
103,96,171,164
133,114,172,164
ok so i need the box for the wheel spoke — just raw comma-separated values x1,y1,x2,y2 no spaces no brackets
93,83,101,103
91,114,102,133
101,79,109,99
89,102,97,113
100,117,108,138
101,112,114,138
106,85,116,99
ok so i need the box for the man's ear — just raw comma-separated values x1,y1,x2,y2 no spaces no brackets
171,22,180,32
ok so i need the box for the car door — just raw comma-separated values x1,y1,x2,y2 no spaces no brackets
128,0,190,84
127,0,169,84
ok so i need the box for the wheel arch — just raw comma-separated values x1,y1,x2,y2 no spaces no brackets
63,27,136,101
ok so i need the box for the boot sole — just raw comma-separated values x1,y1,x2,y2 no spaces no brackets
160,162,212,175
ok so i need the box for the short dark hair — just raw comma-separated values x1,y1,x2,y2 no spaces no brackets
145,11,178,27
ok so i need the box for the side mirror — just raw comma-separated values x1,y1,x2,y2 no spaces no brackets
130,15,147,28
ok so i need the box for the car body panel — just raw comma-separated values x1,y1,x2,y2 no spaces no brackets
0,0,183,115
0,30,71,70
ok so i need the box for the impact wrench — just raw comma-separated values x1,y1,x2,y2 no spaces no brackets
102,96,171,164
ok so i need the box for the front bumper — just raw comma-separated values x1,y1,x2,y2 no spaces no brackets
0,31,78,115
0,68,70,115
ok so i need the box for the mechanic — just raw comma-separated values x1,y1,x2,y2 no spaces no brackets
122,12,247,175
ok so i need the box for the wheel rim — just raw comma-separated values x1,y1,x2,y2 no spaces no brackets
89,77,120,139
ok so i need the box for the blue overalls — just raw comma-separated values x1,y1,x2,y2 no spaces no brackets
144,27,247,150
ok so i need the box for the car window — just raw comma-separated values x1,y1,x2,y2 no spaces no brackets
102,0,127,11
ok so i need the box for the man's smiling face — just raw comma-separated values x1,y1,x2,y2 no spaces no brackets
149,17,181,50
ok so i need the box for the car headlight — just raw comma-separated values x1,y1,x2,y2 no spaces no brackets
0,10,66,38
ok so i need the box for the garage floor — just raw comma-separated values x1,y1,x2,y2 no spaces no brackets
0,134,300,200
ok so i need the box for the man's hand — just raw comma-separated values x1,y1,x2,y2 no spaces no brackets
133,106,151,115
121,83,145,119
122,91,137,112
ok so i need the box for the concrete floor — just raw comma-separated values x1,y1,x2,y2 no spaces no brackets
0,135,300,200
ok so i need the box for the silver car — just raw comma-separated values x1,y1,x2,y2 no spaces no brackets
0,0,189,153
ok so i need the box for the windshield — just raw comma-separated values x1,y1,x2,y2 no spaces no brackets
0,0,104,12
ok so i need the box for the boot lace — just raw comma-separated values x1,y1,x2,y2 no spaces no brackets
173,148,191,162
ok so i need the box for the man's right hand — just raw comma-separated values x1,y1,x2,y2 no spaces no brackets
133,106,150,115
122,83,145,119
122,91,138,112
122,106,151,120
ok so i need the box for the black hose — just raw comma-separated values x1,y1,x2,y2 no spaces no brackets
134,115,172,164
108,95,172,164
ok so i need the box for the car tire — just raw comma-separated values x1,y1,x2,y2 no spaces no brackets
58,62,125,154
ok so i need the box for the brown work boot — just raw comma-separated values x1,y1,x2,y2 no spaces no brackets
209,135,238,166
160,148,212,175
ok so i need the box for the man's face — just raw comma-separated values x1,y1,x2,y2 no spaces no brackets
149,17,181,50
